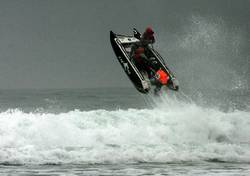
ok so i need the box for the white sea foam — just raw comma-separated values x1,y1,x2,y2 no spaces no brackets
0,100,249,164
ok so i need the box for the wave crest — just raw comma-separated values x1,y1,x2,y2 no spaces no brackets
0,101,249,164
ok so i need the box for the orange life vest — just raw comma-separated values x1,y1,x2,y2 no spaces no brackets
156,69,169,85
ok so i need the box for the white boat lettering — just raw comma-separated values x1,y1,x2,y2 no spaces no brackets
118,56,131,74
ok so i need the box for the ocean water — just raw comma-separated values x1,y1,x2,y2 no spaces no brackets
0,88,249,176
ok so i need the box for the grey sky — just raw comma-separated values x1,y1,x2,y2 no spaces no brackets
0,0,249,89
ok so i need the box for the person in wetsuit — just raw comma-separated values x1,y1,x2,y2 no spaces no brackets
130,27,156,75
141,26,155,46
131,27,169,94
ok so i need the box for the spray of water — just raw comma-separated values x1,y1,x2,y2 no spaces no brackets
158,15,249,92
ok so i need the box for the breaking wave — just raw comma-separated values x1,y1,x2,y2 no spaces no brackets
0,99,249,165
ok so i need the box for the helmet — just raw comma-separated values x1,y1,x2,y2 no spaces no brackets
145,27,154,35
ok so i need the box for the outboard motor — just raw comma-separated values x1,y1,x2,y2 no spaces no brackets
133,28,141,39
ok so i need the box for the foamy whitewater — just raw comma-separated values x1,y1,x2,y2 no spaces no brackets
0,96,249,165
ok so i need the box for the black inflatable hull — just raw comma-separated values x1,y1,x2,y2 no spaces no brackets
110,30,179,94
110,31,150,93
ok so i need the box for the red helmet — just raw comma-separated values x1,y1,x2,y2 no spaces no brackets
145,27,154,35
